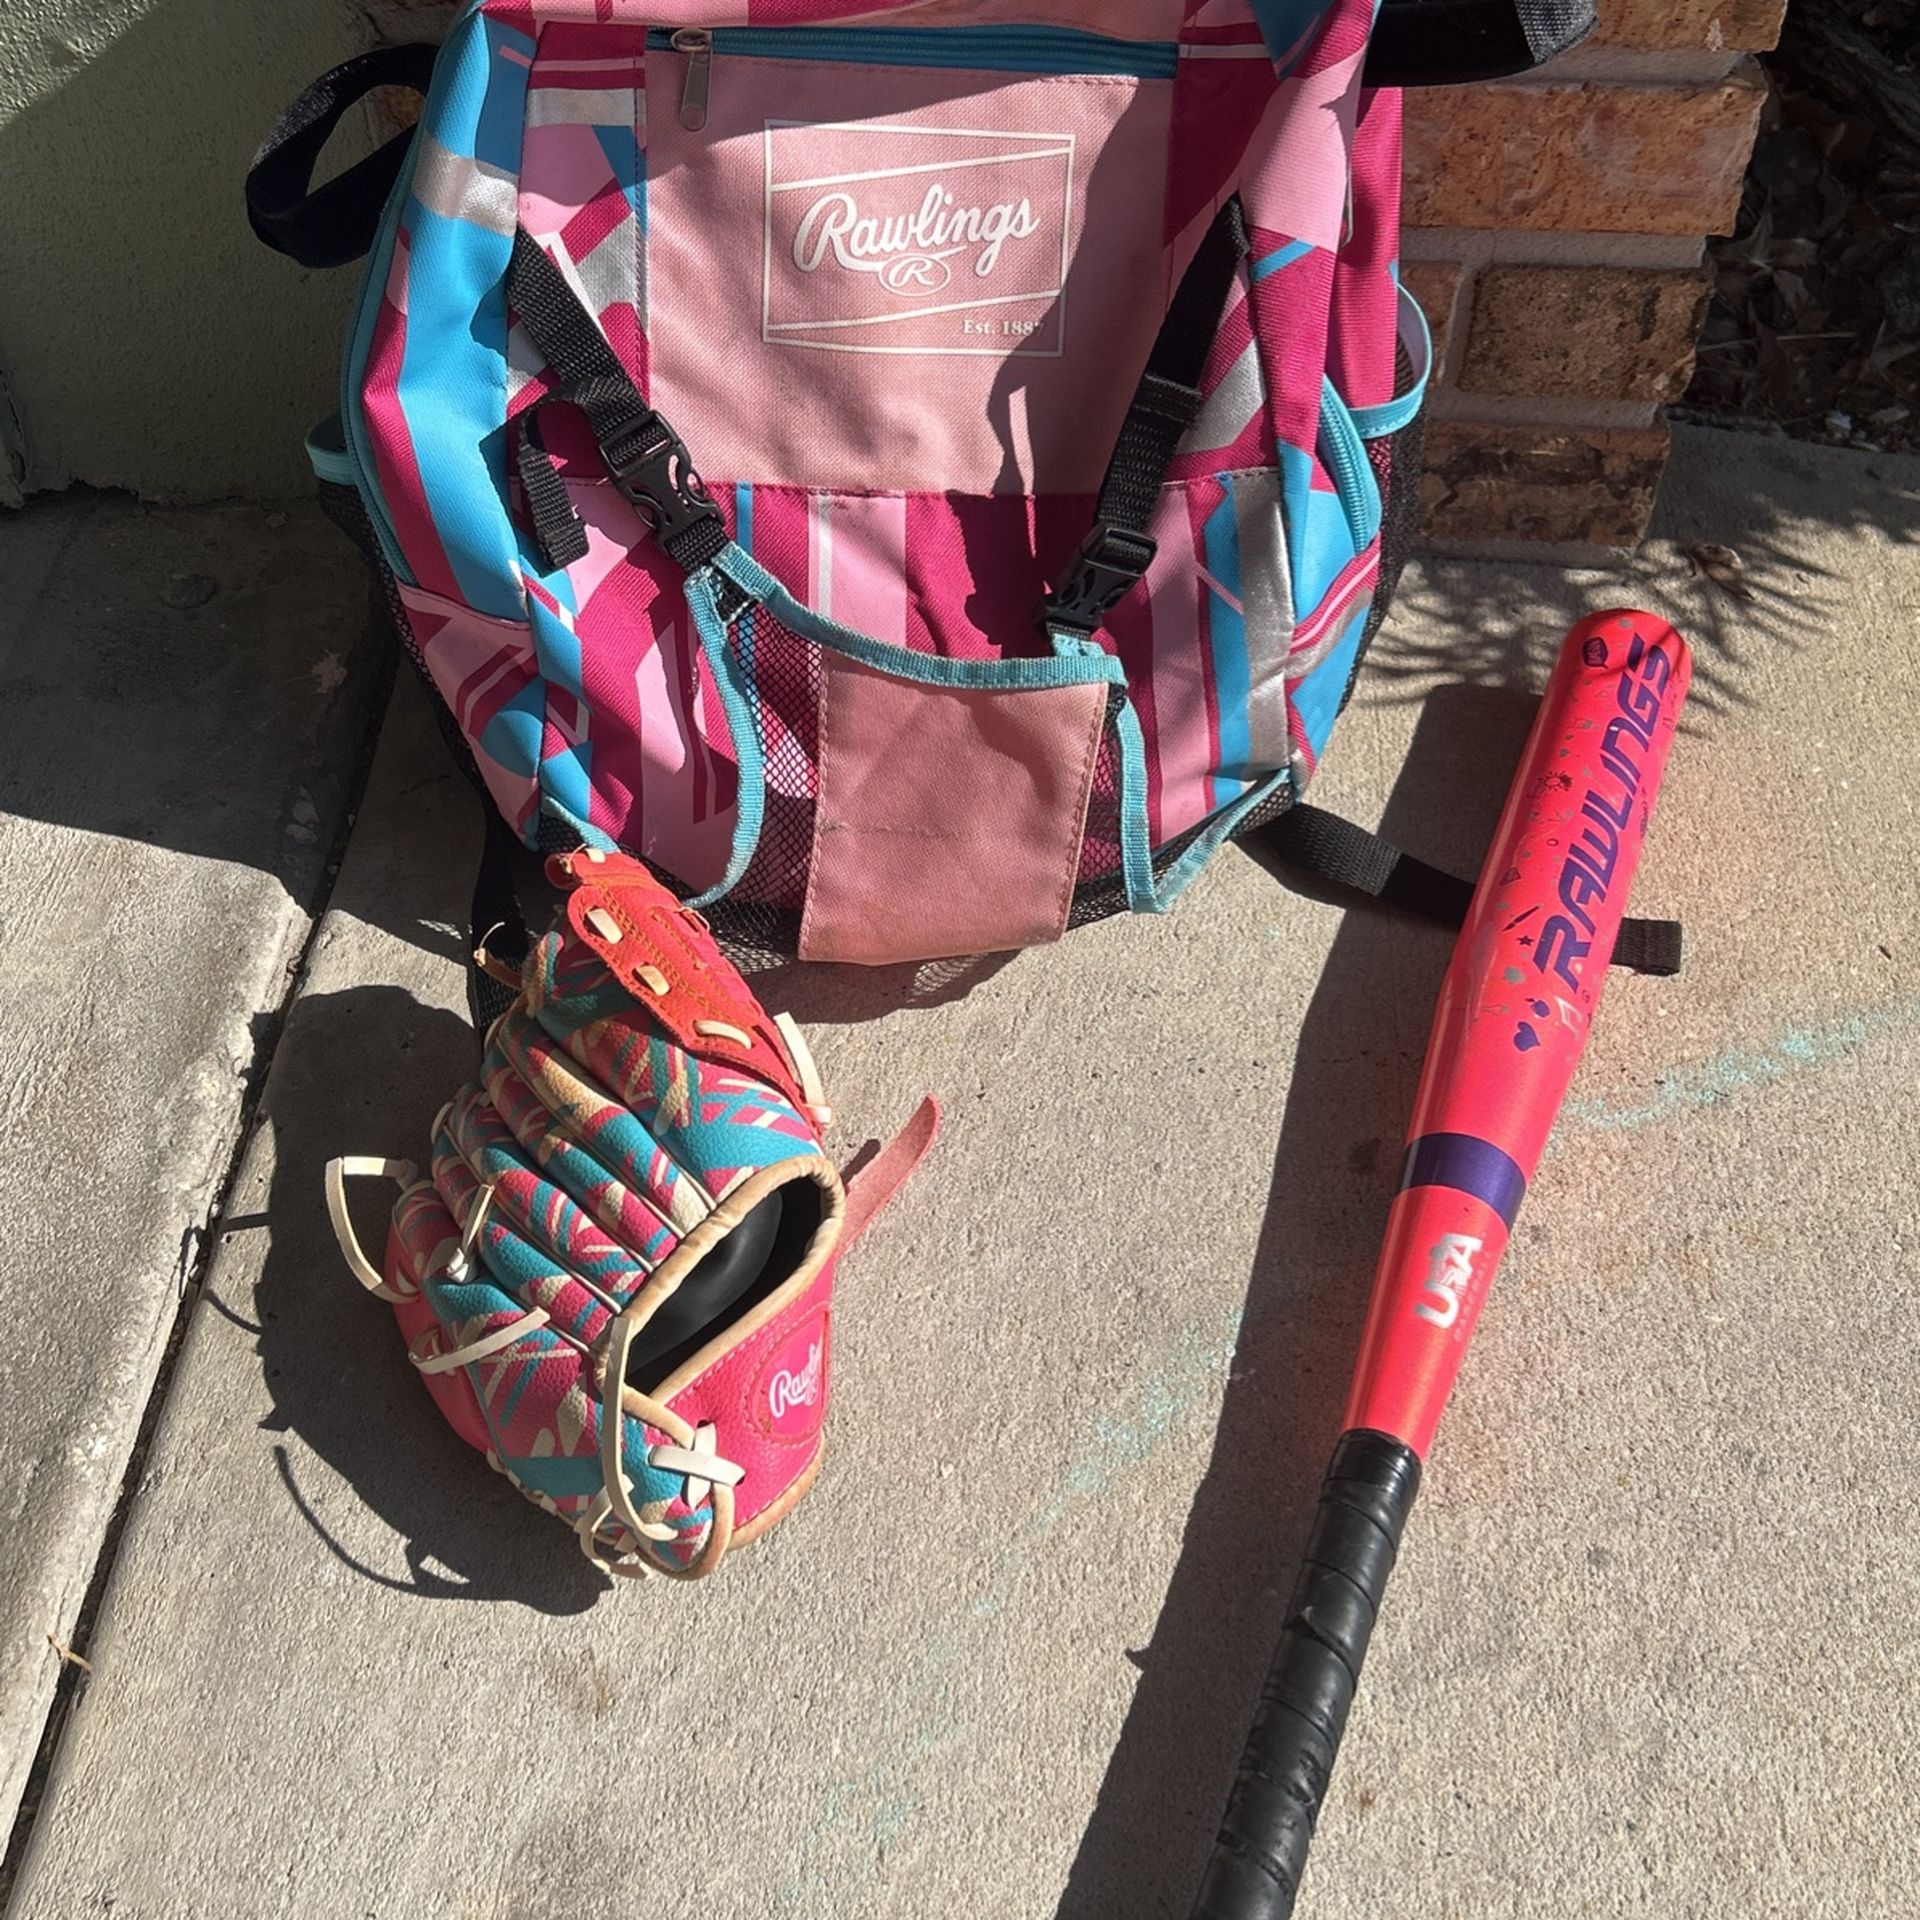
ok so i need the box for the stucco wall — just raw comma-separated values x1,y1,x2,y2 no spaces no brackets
0,0,377,503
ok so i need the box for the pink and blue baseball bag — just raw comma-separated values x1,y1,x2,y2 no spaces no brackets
250,0,1604,993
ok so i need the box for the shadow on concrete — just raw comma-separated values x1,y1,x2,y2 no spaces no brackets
0,492,484,965
1369,428,1920,728
746,949,1021,1025
1054,683,1546,1920
236,983,603,1616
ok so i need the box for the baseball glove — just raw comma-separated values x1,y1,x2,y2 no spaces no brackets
325,847,933,1581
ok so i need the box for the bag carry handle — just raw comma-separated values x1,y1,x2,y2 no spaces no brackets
1363,0,1596,87
246,7,1593,261
247,43,439,269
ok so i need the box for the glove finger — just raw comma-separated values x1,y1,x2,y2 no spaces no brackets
442,1088,651,1310
389,1177,462,1295
483,1011,690,1251
413,1221,699,1554
384,1180,497,1458
525,930,822,1186
422,1119,724,1570
430,1111,621,1345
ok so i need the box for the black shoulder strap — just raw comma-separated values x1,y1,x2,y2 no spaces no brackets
1362,0,1596,87
247,44,439,269
1041,198,1249,639
1260,803,1684,974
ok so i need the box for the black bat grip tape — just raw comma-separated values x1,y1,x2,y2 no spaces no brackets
1190,1429,1422,1920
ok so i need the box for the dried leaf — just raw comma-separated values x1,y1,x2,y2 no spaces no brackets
1686,544,1756,599
1689,0,1919,457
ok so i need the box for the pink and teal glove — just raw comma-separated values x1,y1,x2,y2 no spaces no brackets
327,848,932,1581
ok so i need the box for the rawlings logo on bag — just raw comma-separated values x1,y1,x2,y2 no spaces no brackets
791,184,1042,294
765,120,1074,356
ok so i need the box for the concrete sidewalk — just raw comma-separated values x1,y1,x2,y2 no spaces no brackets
5,426,1918,1919
0,496,387,1845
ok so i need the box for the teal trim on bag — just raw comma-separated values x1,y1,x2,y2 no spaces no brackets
1109,685,1159,912
717,548,1126,693
1043,621,1161,914
305,417,361,489
339,10,471,587
1318,380,1383,554
1044,621,1289,915
643,24,1179,78
1349,283,1435,441
684,560,769,908
1152,769,1292,907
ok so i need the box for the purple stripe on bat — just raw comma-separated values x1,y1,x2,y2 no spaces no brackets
1397,1132,1527,1229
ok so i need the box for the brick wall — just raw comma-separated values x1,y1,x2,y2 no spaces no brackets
1403,0,1784,551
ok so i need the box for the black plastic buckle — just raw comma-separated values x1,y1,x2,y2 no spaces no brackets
601,410,725,559
1042,522,1159,638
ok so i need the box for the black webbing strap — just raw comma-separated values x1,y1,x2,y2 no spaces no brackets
469,806,533,1030
247,44,438,269
1042,198,1249,638
1261,803,1685,975
513,410,592,570
507,228,731,578
1362,0,1596,87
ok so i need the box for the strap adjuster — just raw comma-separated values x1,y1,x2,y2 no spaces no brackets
1042,522,1160,638
601,411,725,558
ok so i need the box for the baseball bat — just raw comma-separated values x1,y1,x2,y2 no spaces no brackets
1191,608,1692,1919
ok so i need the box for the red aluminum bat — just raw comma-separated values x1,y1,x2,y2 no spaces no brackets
1191,608,1693,1919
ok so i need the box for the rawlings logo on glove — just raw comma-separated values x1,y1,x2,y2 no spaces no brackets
326,849,934,1581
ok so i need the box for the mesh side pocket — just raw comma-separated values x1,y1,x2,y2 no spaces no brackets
1353,318,1427,677
1334,398,1428,728
1365,397,1427,648
1076,689,1126,887
692,602,820,968
732,602,822,913
317,480,424,676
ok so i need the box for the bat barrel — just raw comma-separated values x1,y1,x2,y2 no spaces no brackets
1189,1431,1421,1920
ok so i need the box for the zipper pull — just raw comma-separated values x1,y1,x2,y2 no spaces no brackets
673,28,712,132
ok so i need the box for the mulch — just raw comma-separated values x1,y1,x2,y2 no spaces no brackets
1681,0,1920,454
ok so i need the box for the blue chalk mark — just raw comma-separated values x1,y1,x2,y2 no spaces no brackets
774,1308,1242,1911
1564,997,1919,1134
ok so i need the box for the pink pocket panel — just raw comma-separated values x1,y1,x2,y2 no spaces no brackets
799,651,1108,964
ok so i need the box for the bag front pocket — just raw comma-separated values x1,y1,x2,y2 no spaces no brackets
642,26,1183,498
801,648,1110,964
686,547,1127,965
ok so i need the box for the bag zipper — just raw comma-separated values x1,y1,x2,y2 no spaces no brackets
653,23,1184,126
673,28,712,131
1317,379,1384,555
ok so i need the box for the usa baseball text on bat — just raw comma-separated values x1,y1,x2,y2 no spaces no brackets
1191,609,1693,1920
